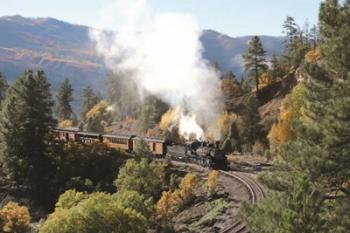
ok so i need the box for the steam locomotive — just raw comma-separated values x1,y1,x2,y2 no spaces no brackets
166,141,228,169
54,127,228,169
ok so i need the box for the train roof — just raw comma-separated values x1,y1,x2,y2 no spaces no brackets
102,134,135,140
54,127,80,132
133,137,166,143
77,131,102,137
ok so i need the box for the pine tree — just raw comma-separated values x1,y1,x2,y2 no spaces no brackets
282,16,310,69
243,36,267,94
242,96,262,150
310,25,320,49
270,54,286,79
137,96,168,133
242,1,350,232
106,72,141,120
0,70,55,193
221,71,241,99
319,0,350,79
80,86,100,122
0,72,8,105
240,77,252,94
56,78,74,121
283,16,299,44
220,121,241,153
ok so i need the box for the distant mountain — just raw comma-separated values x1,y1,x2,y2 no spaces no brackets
201,30,285,75
0,15,105,95
0,15,285,94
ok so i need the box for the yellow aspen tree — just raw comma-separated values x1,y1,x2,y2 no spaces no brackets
0,202,31,233
58,119,73,128
179,173,198,205
156,191,177,221
207,170,220,195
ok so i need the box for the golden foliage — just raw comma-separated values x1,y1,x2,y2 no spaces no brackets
179,173,198,204
207,170,219,195
86,100,108,119
305,48,321,63
156,191,180,221
221,76,241,97
156,173,198,221
159,109,178,131
206,111,237,140
217,112,237,137
268,110,294,146
58,120,73,128
0,202,31,233
259,72,274,88
268,83,306,153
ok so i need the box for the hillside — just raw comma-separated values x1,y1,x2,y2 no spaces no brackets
201,30,284,75
0,15,285,94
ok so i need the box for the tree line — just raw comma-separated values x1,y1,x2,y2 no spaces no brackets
242,1,350,232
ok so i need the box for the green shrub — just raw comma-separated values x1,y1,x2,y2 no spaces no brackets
40,192,148,233
115,158,166,198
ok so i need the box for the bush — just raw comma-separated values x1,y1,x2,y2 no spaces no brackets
134,138,152,159
113,190,154,219
0,202,31,233
40,192,148,233
115,158,166,198
54,189,89,210
50,142,125,195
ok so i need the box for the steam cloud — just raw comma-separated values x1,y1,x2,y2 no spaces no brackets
90,0,223,140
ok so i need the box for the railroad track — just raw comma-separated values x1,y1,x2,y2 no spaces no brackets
167,160,267,233
219,171,266,233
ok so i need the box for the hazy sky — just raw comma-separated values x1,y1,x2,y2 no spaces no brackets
1,0,322,37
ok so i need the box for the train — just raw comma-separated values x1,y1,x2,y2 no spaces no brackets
53,127,228,169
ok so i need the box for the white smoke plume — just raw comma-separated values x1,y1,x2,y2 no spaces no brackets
90,0,223,140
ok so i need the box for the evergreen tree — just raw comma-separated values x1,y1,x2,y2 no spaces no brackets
0,70,55,194
106,72,141,121
80,86,100,122
56,78,74,121
242,96,262,151
134,138,152,160
283,16,310,69
309,25,320,49
138,96,168,133
220,121,241,153
242,1,350,232
243,36,267,94
270,54,286,79
240,77,252,94
221,71,241,99
0,72,8,105
319,0,350,79
283,16,299,44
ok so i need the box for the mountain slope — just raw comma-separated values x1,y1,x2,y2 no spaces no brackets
201,30,284,75
0,15,285,93
0,15,105,93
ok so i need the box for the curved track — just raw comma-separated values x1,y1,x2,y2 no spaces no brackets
219,171,266,233
160,160,267,233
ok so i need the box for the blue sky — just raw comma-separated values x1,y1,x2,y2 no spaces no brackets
1,0,322,37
